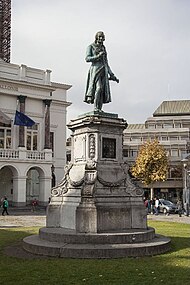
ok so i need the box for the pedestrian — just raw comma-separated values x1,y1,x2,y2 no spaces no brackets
151,198,155,214
2,197,9,216
154,197,159,215
0,197,3,207
31,198,38,212
144,197,148,214
147,198,151,214
177,199,182,217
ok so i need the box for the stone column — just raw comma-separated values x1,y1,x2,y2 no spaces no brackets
18,95,27,147
39,176,52,206
43,99,52,149
12,176,27,207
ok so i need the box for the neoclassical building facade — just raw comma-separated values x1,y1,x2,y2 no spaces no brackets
123,100,190,202
0,59,71,206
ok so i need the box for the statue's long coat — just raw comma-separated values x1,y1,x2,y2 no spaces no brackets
84,42,114,104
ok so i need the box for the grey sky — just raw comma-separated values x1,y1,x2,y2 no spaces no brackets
11,0,190,125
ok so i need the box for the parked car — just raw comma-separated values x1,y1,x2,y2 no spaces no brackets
159,199,178,214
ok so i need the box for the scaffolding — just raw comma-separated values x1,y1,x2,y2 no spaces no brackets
0,0,11,62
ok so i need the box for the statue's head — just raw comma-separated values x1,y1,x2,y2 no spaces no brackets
95,31,105,44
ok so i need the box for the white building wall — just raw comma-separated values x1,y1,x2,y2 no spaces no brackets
50,84,71,184
0,61,72,206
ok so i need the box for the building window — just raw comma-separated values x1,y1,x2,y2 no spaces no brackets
163,123,173,128
180,150,188,157
174,123,181,128
125,137,132,142
26,125,38,151
131,150,138,157
131,137,141,142
156,124,162,128
171,149,178,157
123,149,129,157
148,124,155,129
180,135,189,141
170,167,182,178
170,136,178,141
161,136,168,141
102,138,116,159
0,128,11,149
166,150,170,157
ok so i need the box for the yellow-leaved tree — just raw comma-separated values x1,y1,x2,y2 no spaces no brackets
131,139,168,199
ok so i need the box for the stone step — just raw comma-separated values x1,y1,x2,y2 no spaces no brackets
23,234,171,258
39,227,155,244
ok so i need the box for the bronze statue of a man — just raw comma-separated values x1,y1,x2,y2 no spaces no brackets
84,31,119,112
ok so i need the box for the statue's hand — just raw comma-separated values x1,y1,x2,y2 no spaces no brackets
109,75,119,83
86,96,92,104
98,51,105,58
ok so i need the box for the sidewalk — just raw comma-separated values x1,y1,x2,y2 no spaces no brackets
0,207,46,228
147,213,190,224
0,207,189,228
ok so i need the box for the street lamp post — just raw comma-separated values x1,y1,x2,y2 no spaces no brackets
186,171,190,216
182,158,189,216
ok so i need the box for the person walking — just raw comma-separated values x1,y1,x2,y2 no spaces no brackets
154,197,159,215
177,199,183,217
147,198,151,214
2,197,9,216
31,198,38,212
151,198,155,214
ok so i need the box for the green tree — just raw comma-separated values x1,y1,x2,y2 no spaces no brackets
131,139,168,198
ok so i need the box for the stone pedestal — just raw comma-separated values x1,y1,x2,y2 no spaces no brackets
24,112,171,258
46,112,147,232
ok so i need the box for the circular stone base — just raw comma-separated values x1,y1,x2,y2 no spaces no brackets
39,227,156,244
23,227,171,259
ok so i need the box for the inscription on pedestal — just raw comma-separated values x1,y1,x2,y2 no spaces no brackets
102,138,116,159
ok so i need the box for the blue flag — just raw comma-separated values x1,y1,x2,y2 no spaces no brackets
14,110,35,127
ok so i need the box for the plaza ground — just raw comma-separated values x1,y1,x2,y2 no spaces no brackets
0,207,190,228
0,208,189,285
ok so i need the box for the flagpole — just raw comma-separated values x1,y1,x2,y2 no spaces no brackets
16,98,19,110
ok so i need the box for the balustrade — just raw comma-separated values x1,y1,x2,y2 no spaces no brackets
0,149,51,161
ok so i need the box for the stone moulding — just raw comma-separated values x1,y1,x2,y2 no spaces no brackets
23,230,171,259
97,175,125,187
51,160,143,197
